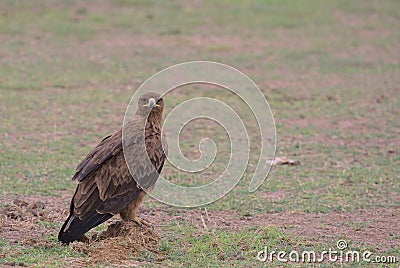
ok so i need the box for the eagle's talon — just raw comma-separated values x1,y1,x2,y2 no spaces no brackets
131,216,151,229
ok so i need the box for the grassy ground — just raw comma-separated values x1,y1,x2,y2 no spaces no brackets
1,0,399,267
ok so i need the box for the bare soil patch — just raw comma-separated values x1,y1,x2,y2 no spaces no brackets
0,194,398,264
0,194,69,243
143,206,400,253
91,201,399,253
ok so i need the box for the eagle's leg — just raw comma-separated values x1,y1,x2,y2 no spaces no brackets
120,191,151,228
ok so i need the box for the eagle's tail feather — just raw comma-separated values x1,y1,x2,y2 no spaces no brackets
58,211,113,244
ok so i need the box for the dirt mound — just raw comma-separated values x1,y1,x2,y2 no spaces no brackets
71,221,161,265
1,196,162,266
0,197,54,245
0,199,46,221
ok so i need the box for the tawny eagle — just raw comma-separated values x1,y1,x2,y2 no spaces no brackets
58,92,166,243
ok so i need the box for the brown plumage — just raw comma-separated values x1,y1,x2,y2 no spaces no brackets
58,92,166,244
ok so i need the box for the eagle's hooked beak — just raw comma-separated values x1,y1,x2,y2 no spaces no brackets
144,98,160,108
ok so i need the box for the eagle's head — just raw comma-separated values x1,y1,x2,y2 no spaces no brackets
137,92,164,118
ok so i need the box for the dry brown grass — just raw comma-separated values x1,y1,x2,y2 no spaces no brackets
70,221,161,266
